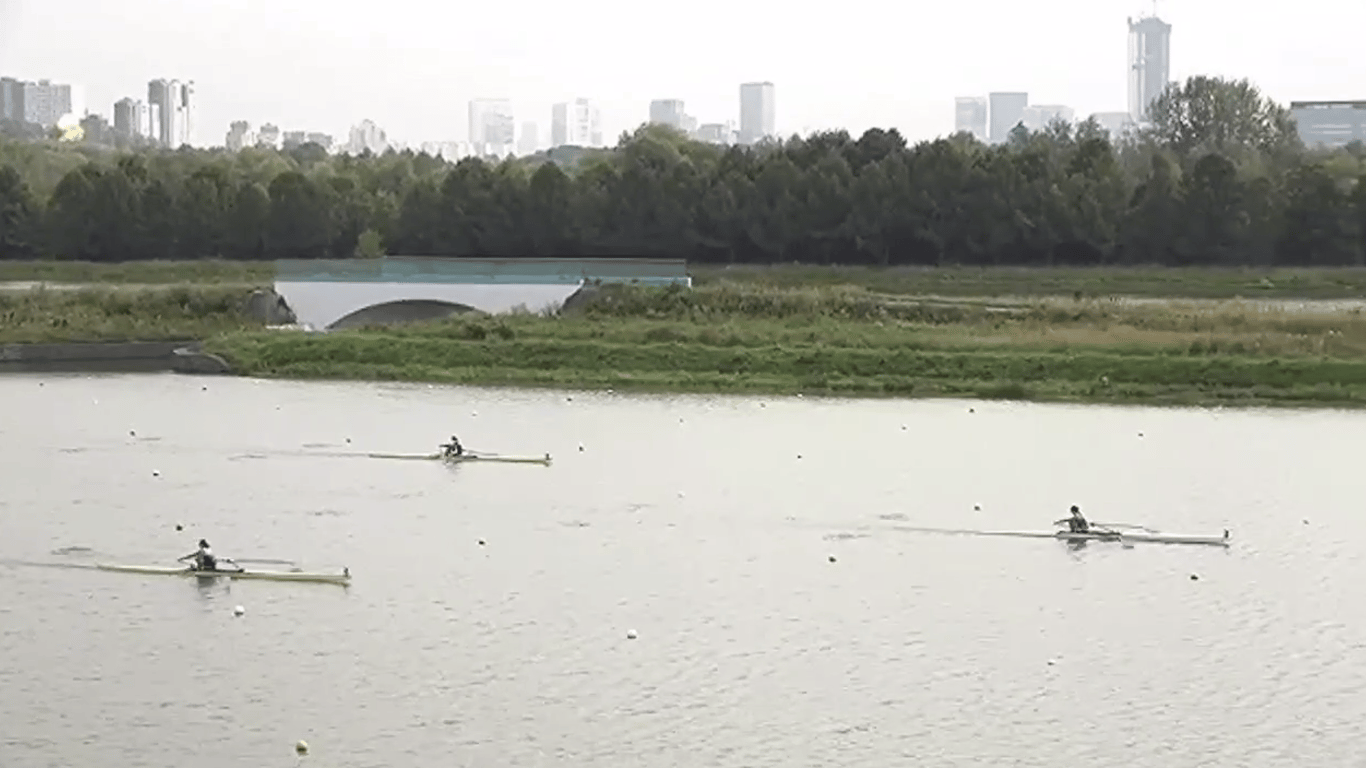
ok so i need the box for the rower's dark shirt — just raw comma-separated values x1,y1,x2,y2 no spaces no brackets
1069,518,1089,533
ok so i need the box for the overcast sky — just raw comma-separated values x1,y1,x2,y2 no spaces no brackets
2,0,1364,149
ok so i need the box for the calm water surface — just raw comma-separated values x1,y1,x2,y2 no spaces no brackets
1,373,1363,768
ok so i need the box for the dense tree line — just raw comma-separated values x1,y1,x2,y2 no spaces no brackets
2,75,1365,266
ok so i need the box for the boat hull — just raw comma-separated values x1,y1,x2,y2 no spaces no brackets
1053,530,1229,547
95,563,351,585
443,453,552,465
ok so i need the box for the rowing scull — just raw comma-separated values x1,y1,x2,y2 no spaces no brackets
95,563,352,585
893,525,1231,548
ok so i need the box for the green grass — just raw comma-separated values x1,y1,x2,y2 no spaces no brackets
202,282,1366,408
688,264,1366,300
0,284,268,343
10,267,1366,408
0,259,276,285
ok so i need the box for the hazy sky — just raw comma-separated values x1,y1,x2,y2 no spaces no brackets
2,0,1364,149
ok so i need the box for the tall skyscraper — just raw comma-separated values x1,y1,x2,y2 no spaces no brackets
551,98,603,147
988,92,1029,143
954,97,988,141
147,79,194,147
649,99,687,129
1128,15,1172,124
225,120,254,150
348,119,389,154
1022,104,1075,131
0,78,24,122
518,121,539,155
468,98,515,156
113,98,149,139
20,80,73,128
738,82,776,145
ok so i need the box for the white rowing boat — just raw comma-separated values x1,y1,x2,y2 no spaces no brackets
893,525,1232,548
95,563,352,585
443,452,552,465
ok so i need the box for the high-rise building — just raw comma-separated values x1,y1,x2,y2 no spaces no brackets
1128,15,1171,124
1022,104,1075,132
21,80,73,128
551,98,603,147
954,97,988,141
348,119,388,154
1290,101,1366,148
988,92,1029,143
225,120,253,150
147,79,194,147
0,77,24,122
648,99,687,130
468,98,515,156
518,121,539,155
256,123,281,149
738,82,776,145
113,98,149,139
1089,111,1137,141
695,122,736,145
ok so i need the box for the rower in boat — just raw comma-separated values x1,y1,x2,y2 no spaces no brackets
1055,505,1091,534
177,539,219,572
439,435,465,458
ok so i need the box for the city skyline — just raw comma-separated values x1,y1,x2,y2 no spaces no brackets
2,0,1364,149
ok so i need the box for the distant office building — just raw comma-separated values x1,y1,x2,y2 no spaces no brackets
225,120,253,150
468,98,515,157
518,121,539,155
954,97,988,141
147,78,194,147
1089,111,1137,141
21,80,73,128
1022,104,1075,132
988,92,1028,143
113,98,149,139
79,114,111,144
419,141,473,161
348,119,388,154
1128,15,1171,124
695,122,736,145
649,99,688,130
0,77,24,122
1291,101,1366,148
256,123,281,149
738,82,776,145
551,98,604,147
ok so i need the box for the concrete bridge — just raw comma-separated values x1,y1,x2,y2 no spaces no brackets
274,256,692,331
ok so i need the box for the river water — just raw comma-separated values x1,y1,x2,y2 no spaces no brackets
0,373,1362,768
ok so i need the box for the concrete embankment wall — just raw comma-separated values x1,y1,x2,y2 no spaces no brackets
0,341,232,375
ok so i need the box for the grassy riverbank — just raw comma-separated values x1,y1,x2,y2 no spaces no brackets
7,259,1366,300
204,283,1366,408
0,259,275,285
0,284,268,343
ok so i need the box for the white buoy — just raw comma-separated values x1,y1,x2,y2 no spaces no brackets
471,411,478,417
295,740,309,755
973,504,981,511
578,443,584,452
901,424,907,430
677,491,685,498
626,629,638,640
152,470,161,477
233,605,245,616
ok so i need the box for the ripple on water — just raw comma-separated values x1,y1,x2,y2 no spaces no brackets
3,377,1366,767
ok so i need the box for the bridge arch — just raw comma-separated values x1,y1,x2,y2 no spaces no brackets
273,256,693,331
327,299,482,331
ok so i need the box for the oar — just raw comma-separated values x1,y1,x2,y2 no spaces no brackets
227,557,297,566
